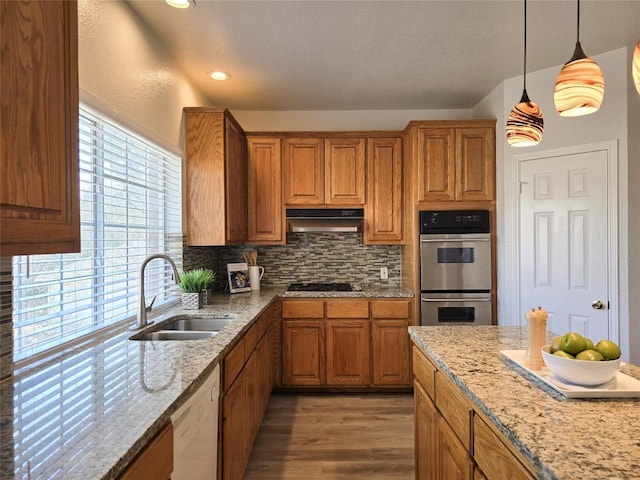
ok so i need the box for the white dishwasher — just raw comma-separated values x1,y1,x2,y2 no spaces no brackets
171,363,220,480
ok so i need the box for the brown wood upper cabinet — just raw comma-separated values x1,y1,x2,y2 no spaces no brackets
184,107,247,246
247,137,284,244
365,136,403,244
1,0,80,256
283,137,365,206
324,138,366,205
407,121,495,204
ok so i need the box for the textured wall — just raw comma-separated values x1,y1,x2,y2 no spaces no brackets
213,233,402,291
0,257,12,382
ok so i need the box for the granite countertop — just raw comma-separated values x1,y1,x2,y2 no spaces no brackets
409,326,640,480
0,288,281,480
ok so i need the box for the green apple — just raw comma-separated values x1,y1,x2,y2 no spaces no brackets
560,332,587,355
595,340,622,360
576,349,604,361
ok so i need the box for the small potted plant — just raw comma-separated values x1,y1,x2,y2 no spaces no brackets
179,269,215,310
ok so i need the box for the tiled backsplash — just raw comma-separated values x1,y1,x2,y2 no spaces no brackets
0,257,12,382
190,233,402,291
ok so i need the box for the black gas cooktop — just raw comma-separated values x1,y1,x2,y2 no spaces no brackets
287,282,353,292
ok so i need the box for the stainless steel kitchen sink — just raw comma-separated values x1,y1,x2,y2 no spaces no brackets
161,317,235,331
129,313,236,341
131,330,219,341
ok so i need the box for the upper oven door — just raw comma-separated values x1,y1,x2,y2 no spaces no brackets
420,233,491,291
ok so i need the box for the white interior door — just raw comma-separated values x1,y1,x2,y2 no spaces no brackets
519,148,613,343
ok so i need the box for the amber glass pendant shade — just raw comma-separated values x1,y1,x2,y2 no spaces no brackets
554,41,605,116
506,90,544,147
633,41,640,95
506,0,543,147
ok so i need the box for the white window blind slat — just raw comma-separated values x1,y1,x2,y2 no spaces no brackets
12,104,183,363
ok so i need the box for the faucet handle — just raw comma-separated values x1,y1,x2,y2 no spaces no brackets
146,295,157,312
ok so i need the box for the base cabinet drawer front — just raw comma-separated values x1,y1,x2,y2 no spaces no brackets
119,423,173,480
282,299,324,318
435,371,472,450
223,337,245,391
438,415,474,480
372,319,410,386
326,299,368,318
326,319,370,385
473,416,535,480
282,320,326,385
370,300,410,319
413,346,436,399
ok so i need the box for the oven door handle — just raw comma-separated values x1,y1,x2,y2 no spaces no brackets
421,297,491,302
420,238,490,243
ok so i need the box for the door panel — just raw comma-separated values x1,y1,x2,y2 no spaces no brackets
520,150,610,342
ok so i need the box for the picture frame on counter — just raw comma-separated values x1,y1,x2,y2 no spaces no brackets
227,262,251,293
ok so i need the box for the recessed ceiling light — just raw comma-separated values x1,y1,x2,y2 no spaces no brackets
165,0,194,9
209,71,231,81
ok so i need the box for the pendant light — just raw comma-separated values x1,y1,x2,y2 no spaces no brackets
553,0,604,116
506,0,543,147
633,41,640,95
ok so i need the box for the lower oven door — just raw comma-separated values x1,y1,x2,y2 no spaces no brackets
421,292,492,326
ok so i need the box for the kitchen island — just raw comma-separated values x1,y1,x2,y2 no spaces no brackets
409,326,640,480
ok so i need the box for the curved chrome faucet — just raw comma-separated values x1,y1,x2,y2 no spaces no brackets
130,254,181,331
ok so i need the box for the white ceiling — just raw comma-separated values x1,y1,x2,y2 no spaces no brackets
126,0,640,111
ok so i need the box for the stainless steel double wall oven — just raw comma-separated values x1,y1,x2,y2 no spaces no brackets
420,210,492,326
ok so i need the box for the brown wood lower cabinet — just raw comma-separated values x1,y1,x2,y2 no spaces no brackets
222,301,277,480
281,298,412,388
282,319,326,385
118,423,173,480
413,344,535,480
326,319,370,385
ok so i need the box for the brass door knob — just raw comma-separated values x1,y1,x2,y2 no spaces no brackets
592,300,604,310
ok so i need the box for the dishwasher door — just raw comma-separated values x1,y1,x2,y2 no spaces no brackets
171,363,220,480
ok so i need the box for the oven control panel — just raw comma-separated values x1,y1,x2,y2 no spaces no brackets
420,210,490,234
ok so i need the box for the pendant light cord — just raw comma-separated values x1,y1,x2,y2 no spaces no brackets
523,0,527,90
577,0,580,43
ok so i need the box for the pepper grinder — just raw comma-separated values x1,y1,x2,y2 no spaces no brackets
525,307,548,370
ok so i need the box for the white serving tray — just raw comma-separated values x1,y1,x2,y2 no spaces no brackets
500,349,640,398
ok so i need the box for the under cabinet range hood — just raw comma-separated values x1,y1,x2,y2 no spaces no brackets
286,208,364,233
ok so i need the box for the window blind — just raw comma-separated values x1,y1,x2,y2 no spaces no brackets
12,105,182,363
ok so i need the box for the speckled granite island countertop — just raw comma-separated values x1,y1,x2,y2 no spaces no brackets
409,326,640,480
0,288,282,480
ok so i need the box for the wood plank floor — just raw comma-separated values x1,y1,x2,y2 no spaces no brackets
244,393,415,479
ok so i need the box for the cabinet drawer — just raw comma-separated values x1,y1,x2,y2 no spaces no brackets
436,371,472,450
412,346,436,400
326,300,368,318
371,300,409,319
282,300,324,318
473,415,534,480
244,323,259,361
223,338,245,391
